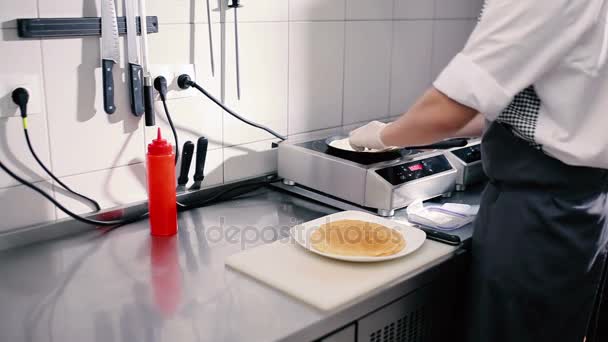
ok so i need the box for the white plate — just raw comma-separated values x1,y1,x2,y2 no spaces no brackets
290,211,427,263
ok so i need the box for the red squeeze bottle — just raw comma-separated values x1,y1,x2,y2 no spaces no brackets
147,128,178,236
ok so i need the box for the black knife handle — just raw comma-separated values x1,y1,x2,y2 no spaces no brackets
419,227,462,246
102,59,116,114
178,141,195,186
128,63,144,116
143,79,155,126
410,138,469,150
193,137,209,182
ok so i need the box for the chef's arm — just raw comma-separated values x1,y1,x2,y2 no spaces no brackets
452,112,484,138
380,87,479,147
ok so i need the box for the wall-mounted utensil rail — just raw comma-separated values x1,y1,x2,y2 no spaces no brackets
17,16,158,38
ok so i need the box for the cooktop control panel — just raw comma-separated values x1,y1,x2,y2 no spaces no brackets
375,155,453,186
450,144,481,164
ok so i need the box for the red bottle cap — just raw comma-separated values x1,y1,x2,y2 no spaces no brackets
148,128,173,155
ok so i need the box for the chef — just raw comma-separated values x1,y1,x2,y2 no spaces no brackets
349,1,608,341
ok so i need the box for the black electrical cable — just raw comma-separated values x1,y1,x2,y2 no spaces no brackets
161,97,179,165
177,177,274,211
154,76,179,164
176,74,287,141
0,158,145,226
12,88,102,211
23,129,102,211
1,86,275,228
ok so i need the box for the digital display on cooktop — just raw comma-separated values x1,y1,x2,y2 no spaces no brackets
375,155,453,186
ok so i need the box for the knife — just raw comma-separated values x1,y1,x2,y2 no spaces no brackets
101,0,120,114
177,141,195,192
138,0,155,126
189,137,209,191
228,0,242,100
125,0,145,116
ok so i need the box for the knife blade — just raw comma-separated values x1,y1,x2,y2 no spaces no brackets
125,0,144,116
228,0,242,100
205,0,215,76
138,0,155,126
101,0,120,114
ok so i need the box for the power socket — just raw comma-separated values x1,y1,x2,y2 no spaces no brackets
0,73,43,118
149,64,198,101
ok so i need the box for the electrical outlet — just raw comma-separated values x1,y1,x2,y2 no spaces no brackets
0,73,43,118
149,64,199,101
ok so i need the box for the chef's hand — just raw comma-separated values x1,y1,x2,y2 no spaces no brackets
348,121,391,151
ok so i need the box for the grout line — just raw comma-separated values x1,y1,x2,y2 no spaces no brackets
51,161,145,180
340,19,347,128
386,17,395,119
430,12,438,84
0,178,53,191
286,16,290,136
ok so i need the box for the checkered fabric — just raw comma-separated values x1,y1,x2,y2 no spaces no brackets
497,86,542,148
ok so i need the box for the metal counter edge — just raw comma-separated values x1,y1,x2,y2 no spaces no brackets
0,173,278,252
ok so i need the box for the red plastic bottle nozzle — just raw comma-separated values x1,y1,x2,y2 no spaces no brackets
147,128,177,236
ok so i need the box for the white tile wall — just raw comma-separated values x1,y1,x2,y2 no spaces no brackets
0,0,37,29
390,20,434,116
431,19,477,78
224,139,279,182
288,22,345,134
394,0,435,19
0,115,51,188
435,0,484,19
0,181,56,230
346,0,394,20
223,22,288,146
223,0,289,23
289,0,346,21
0,29,45,117
41,37,145,177
54,164,147,218
343,21,392,125
0,0,483,231
147,0,191,24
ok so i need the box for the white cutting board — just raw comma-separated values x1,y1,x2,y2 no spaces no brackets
226,238,457,311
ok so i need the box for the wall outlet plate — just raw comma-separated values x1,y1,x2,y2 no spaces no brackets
0,73,43,118
149,64,199,101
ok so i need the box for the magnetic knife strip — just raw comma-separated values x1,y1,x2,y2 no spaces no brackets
16,16,158,38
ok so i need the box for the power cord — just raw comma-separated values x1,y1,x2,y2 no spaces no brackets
1,87,276,228
11,88,102,211
0,158,144,226
153,76,179,165
176,74,287,141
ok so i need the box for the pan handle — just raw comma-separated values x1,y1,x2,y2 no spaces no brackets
408,138,469,150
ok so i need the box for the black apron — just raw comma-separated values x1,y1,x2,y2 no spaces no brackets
470,123,608,342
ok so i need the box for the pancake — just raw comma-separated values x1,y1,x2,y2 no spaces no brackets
310,220,406,257
329,138,396,153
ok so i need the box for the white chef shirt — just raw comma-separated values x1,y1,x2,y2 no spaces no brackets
434,0,608,169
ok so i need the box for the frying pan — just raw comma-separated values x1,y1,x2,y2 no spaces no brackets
324,136,469,164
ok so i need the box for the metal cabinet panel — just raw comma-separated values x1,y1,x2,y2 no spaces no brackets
357,261,469,342
320,323,356,342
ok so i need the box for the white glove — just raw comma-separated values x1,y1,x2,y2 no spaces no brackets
348,121,389,151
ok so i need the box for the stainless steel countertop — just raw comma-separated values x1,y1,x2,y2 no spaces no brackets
0,187,481,342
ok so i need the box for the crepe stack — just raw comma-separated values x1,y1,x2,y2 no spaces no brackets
311,220,405,257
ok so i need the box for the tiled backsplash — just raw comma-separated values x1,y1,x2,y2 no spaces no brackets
0,0,481,231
